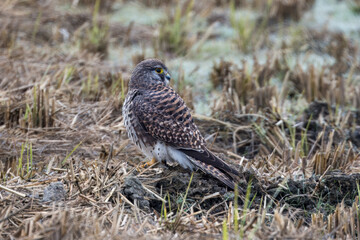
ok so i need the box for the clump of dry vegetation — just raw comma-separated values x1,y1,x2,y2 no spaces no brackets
77,0,110,57
228,0,316,52
211,55,282,114
155,0,197,56
155,0,214,56
1,0,360,239
268,0,315,21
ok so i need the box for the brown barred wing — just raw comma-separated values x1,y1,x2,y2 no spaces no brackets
133,85,205,150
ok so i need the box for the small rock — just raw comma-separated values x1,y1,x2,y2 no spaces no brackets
122,176,151,210
304,101,329,120
43,181,66,202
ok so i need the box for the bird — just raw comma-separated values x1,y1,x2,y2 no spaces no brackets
123,59,240,189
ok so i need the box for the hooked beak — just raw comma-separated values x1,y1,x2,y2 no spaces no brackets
165,72,171,81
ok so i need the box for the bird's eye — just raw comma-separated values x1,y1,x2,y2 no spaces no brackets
155,68,163,74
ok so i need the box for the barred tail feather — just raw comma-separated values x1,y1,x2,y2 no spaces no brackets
180,148,240,176
180,148,240,189
190,158,235,189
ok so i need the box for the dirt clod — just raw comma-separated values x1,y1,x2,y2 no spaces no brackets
42,181,66,202
122,176,153,210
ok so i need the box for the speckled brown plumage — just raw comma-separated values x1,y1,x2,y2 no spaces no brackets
123,59,240,189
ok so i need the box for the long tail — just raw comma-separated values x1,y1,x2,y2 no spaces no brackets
191,158,235,189
180,148,239,189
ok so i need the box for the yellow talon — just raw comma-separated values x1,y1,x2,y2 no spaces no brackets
140,157,157,168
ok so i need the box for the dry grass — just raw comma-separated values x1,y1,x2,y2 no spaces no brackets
1,0,360,239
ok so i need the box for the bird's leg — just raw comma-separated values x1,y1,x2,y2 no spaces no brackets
140,157,157,168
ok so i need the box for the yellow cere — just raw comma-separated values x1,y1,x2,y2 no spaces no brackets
155,68,163,74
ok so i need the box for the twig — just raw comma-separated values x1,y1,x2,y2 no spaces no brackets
234,113,270,122
311,165,332,196
102,143,113,195
0,184,27,198
193,113,234,129
0,202,31,223
118,192,136,209
104,143,113,173
142,184,166,203
79,194,100,207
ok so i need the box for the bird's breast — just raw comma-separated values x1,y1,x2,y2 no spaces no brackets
123,92,157,159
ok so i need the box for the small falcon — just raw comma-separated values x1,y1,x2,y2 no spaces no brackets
123,59,240,189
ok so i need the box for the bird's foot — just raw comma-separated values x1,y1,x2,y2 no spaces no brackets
140,157,157,168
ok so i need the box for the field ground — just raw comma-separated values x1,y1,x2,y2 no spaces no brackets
1,0,360,239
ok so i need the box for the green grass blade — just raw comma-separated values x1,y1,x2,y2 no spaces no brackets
17,143,25,177
234,183,239,233
222,219,229,240
62,141,83,165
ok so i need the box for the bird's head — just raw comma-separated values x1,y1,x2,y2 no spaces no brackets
129,59,171,89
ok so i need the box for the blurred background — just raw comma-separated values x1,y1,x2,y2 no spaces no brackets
1,0,359,115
